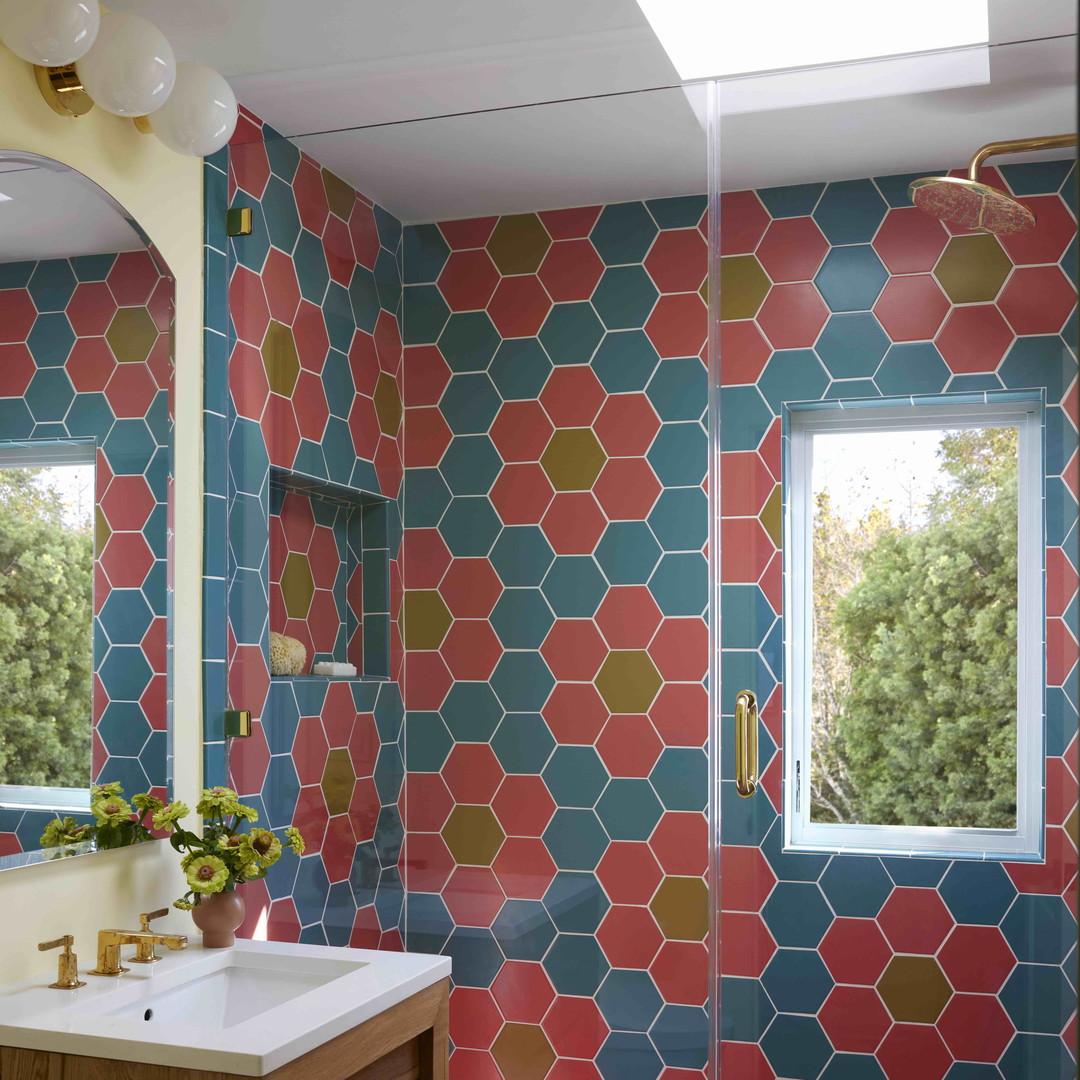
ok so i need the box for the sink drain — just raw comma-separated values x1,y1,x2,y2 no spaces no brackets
143,1008,153,1021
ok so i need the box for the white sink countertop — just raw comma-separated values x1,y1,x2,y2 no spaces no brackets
0,938,451,1076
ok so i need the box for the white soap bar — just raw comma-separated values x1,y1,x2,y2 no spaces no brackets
313,662,357,677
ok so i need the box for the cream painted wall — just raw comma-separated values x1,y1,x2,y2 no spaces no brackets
0,44,203,982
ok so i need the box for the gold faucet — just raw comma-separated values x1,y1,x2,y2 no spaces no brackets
127,909,174,964
88,922,188,977
38,935,86,990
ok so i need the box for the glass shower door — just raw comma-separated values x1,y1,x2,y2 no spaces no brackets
712,38,1078,1080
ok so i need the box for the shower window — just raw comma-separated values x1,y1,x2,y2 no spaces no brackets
784,395,1043,858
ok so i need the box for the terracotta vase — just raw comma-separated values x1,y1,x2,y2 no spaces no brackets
191,889,246,948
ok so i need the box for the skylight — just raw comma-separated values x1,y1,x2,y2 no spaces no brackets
635,0,990,80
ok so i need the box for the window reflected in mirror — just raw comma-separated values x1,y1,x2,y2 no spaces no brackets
0,444,95,798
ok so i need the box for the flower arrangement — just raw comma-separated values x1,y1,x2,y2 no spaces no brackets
40,782,161,853
155,786,304,910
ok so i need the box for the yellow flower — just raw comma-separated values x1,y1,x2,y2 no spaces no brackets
173,898,195,911
185,855,230,895
92,797,132,825
90,782,124,799
217,833,257,868
40,817,85,848
284,826,305,856
248,828,282,866
132,793,164,814
196,787,241,817
234,803,259,823
152,802,189,832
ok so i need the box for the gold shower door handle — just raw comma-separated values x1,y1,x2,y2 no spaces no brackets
734,690,758,798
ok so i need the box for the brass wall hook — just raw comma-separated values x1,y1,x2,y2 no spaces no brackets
38,934,87,990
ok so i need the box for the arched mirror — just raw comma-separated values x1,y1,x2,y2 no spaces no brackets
0,151,173,871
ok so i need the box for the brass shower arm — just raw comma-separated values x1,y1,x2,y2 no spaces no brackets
967,133,1077,181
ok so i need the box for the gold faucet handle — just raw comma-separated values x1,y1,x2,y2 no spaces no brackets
38,935,86,990
130,908,171,964
138,908,170,932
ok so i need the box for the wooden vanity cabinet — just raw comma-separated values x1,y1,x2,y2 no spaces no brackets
0,978,448,1080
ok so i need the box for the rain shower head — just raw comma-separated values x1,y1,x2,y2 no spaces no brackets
909,133,1076,234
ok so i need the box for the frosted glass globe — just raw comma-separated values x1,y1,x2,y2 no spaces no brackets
150,61,237,157
0,0,99,66
77,10,175,116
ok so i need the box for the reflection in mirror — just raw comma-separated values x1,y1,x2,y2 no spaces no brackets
0,153,174,871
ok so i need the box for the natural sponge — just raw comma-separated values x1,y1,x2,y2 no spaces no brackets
269,631,306,676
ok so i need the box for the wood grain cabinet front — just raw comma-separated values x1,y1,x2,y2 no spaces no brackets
0,978,449,1080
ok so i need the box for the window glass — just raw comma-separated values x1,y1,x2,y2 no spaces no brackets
0,456,94,790
810,425,1018,829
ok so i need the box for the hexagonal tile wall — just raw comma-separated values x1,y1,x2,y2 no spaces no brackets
207,108,408,964
205,120,1078,1080
0,247,173,846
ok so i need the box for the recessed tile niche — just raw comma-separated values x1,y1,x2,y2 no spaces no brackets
269,467,391,682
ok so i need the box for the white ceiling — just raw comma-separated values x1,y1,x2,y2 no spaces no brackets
110,0,1077,220
0,163,145,264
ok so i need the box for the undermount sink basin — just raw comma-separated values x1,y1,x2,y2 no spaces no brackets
104,949,367,1028
0,938,450,1076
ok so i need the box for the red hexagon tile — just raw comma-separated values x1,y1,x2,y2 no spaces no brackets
541,492,607,554
490,463,555,525
490,400,555,463
441,620,503,681
757,283,828,349
645,229,708,293
438,250,501,311
542,682,609,744
492,836,557,899
538,239,605,302
541,619,609,681
997,194,1076,264
488,276,553,338
872,207,949,274
756,218,830,282
492,961,556,1024
878,888,954,954
938,925,1015,993
645,293,708,358
997,265,1077,334
540,366,607,428
596,715,663,778
934,304,1014,374
819,917,893,984
542,995,609,1059
593,458,661,520
492,776,557,838
720,191,770,255
720,912,776,976
873,275,950,341
818,985,892,1053
597,904,664,968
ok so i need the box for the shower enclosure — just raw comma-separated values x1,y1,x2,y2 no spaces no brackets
207,26,1077,1079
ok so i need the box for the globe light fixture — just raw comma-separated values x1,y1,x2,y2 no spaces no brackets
76,10,175,117
0,0,99,66
143,61,237,157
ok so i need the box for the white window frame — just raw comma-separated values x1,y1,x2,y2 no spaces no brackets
784,398,1043,859
0,439,95,816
